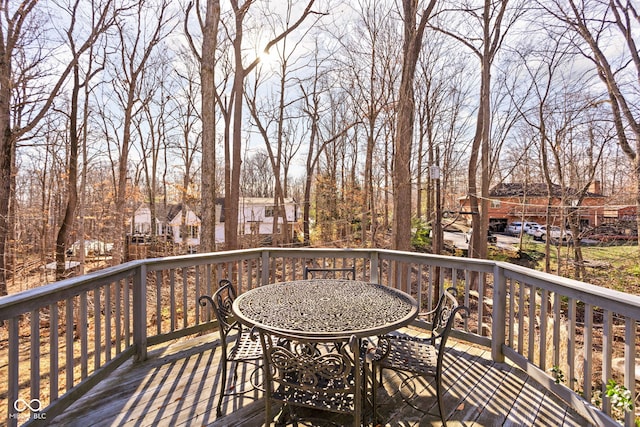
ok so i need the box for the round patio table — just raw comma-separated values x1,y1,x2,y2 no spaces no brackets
232,279,419,340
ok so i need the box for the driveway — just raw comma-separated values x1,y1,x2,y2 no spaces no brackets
444,231,519,251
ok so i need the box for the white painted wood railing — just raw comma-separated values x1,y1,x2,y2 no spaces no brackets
0,248,637,426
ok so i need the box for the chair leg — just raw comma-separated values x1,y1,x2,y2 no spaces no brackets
232,359,240,382
371,365,378,425
217,357,228,417
435,371,446,427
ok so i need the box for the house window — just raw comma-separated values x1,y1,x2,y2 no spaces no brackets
265,206,275,217
491,199,501,208
188,225,199,239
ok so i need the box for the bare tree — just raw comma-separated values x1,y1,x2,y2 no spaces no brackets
185,0,220,253
107,0,174,265
170,55,203,252
245,6,311,245
393,0,437,251
433,0,524,260
222,0,319,250
0,0,118,295
55,0,112,280
544,0,640,251
187,0,318,250
334,0,400,245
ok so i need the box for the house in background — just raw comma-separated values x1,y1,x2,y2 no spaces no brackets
215,197,298,247
127,203,201,252
459,182,606,232
128,198,298,253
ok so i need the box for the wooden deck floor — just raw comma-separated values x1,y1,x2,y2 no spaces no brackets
48,327,592,427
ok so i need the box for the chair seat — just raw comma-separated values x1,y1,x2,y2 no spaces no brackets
228,331,263,362
373,335,438,377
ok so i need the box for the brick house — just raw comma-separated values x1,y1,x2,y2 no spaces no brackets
459,182,605,232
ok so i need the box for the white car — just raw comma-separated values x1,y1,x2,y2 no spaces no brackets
526,224,542,236
533,225,573,242
506,221,540,236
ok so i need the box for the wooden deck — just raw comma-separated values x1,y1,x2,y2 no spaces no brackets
48,326,592,427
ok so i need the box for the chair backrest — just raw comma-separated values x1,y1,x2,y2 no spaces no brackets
256,327,362,425
426,287,464,341
198,279,238,343
303,265,356,280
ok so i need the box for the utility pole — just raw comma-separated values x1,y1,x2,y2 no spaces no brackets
431,147,442,256
431,147,442,297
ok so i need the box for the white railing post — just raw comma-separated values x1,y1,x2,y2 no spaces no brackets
133,264,148,362
492,263,506,363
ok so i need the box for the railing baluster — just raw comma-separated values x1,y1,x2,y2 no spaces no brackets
553,291,560,367
155,270,162,335
539,289,548,372
508,278,514,347
65,298,74,391
50,302,59,401
478,272,485,336
182,267,188,330
30,309,40,402
518,281,525,354
124,278,130,347
80,292,88,379
105,284,112,362
624,316,636,427
93,289,100,370
8,318,19,427
134,264,148,362
583,303,593,402
528,285,535,361
170,269,176,332
567,297,576,390
195,266,201,324
115,279,122,354
602,309,613,415
492,264,506,363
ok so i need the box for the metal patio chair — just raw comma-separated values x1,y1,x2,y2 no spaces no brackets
370,288,469,426
255,327,364,426
198,279,263,417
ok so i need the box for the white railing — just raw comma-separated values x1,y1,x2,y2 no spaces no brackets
0,248,637,426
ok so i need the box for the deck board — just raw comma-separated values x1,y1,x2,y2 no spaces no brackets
48,328,595,427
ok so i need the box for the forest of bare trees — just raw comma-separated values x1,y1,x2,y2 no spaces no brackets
1,0,638,295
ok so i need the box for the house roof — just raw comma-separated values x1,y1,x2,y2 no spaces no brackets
133,203,201,222
489,182,604,198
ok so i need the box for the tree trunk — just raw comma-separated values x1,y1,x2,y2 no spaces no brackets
55,64,81,281
393,0,435,252
198,0,220,253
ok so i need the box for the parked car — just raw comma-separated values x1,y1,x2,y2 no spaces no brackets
533,225,573,242
526,224,542,236
465,228,497,244
506,221,540,236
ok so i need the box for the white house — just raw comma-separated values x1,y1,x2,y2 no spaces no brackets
128,198,297,250
128,204,201,249
214,197,298,245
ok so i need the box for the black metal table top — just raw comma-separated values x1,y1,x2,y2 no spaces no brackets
232,279,419,339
